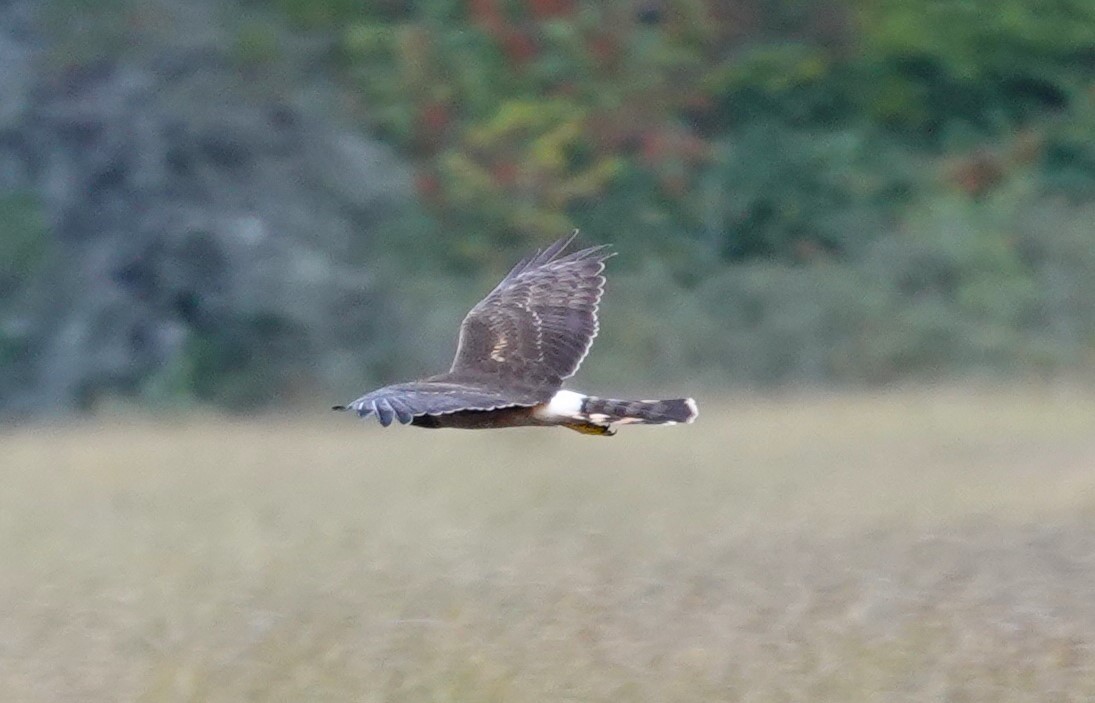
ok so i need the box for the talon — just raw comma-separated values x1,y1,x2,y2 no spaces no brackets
563,421,615,436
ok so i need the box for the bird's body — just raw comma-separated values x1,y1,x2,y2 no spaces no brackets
334,233,697,436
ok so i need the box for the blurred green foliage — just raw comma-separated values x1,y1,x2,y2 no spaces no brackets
25,0,1093,408
250,0,1095,388
172,314,310,410
233,19,282,66
583,193,1095,386
261,0,1094,265
0,193,50,297
855,0,1095,134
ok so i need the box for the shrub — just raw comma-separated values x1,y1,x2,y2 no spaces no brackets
0,193,50,299
854,0,1095,138
702,125,919,261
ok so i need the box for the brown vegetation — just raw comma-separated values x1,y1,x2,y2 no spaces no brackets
3,386,1095,700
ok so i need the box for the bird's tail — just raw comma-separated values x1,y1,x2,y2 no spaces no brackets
583,396,698,426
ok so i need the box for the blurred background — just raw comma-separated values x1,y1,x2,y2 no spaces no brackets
2,0,1094,414
3,1,1095,701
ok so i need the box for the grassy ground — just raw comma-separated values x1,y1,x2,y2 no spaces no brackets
2,385,1095,702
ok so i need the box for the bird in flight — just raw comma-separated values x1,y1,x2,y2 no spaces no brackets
333,232,697,436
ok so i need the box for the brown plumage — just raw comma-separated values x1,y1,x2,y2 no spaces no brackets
333,232,697,435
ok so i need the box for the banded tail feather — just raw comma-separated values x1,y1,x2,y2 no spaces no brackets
583,396,698,426
535,390,698,436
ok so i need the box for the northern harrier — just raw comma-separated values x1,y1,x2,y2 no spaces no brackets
333,232,697,436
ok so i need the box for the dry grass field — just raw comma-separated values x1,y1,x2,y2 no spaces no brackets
2,386,1095,702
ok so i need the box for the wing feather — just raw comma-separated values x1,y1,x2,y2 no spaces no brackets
374,398,396,427
334,233,612,426
449,231,612,384
386,397,415,425
342,380,540,426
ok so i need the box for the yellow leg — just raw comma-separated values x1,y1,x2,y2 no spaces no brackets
562,421,616,436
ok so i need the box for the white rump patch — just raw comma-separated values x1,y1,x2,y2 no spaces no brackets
534,389,586,420
685,397,698,422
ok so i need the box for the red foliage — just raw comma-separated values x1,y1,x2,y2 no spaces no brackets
526,0,575,20
588,32,620,69
658,172,688,197
419,101,451,135
468,0,504,32
501,28,540,65
945,151,1004,198
491,159,520,187
640,129,669,165
415,169,442,203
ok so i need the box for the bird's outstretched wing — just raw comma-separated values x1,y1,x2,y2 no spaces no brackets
334,381,539,426
449,232,612,384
